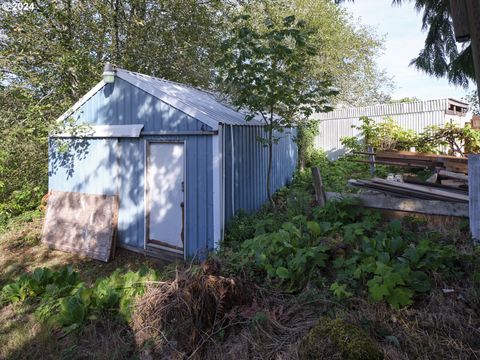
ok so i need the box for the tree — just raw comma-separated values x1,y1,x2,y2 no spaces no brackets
216,14,337,205
465,90,480,115
236,0,393,106
336,0,475,88
0,0,229,222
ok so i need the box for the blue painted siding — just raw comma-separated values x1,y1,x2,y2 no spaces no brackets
49,75,298,259
70,78,212,132
117,138,145,249
224,125,297,222
50,80,214,258
49,138,118,196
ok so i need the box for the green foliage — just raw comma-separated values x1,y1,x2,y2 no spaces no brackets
1,266,158,329
240,0,393,106
341,116,420,152
341,116,480,156
216,13,336,202
303,150,390,192
296,118,320,170
238,218,329,289
223,162,462,308
465,90,479,116
418,122,480,156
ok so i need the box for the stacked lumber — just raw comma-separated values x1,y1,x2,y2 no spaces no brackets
348,178,468,203
353,150,468,173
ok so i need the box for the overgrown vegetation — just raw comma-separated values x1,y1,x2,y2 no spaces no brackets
223,191,463,309
0,152,479,359
0,265,158,331
341,116,480,155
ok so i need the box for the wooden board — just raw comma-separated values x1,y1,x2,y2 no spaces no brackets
438,170,469,181
371,178,469,202
444,159,468,174
42,190,119,262
376,151,467,163
326,192,469,217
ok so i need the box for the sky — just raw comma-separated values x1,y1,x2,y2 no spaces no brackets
342,0,475,102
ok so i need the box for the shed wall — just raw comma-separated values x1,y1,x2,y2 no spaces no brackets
49,79,214,257
70,78,212,132
223,125,297,222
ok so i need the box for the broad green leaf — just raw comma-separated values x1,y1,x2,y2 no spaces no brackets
276,267,290,280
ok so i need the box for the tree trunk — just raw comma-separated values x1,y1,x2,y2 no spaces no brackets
112,0,120,63
267,125,274,207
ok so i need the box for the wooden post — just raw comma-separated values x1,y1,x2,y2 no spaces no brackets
468,155,480,244
368,146,375,177
311,167,326,207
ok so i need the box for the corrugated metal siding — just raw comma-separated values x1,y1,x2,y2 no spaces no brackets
49,80,214,258
117,69,265,126
314,99,457,120
314,98,469,160
224,126,297,221
69,78,210,132
49,138,118,196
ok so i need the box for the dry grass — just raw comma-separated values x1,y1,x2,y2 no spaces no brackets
132,261,253,359
0,213,162,287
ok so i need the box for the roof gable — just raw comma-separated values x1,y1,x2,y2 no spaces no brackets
57,68,265,128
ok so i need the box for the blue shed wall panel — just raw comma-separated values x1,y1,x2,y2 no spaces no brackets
224,126,297,222
49,138,118,196
70,78,212,132
117,138,145,249
49,134,213,258
50,77,214,257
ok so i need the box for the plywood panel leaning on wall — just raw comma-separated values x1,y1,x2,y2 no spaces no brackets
42,191,119,262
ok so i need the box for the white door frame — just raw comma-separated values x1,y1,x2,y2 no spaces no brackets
144,140,187,258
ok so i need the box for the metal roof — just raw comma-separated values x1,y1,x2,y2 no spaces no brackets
116,69,264,126
313,98,469,121
57,68,266,128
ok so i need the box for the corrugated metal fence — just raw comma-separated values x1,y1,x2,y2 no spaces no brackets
314,99,468,159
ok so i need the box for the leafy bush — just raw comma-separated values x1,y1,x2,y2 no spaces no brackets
332,219,459,308
341,116,420,153
340,116,480,156
226,192,461,308
238,217,329,289
418,122,480,156
1,266,158,330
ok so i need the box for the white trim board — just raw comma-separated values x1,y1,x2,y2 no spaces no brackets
53,124,144,138
56,81,106,123
212,134,221,250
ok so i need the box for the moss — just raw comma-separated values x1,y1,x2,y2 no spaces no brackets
298,317,383,360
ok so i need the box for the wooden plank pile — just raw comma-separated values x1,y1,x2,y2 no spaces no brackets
348,178,468,203
353,150,468,173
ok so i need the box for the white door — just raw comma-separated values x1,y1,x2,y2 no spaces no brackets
147,142,185,253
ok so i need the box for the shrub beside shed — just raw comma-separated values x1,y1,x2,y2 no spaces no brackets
49,68,297,260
